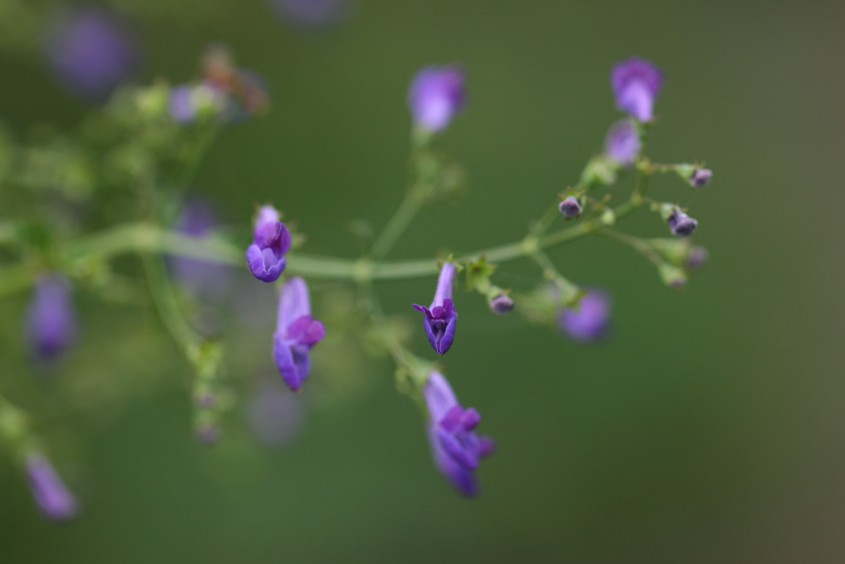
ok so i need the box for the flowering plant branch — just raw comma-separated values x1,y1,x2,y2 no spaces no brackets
0,52,713,515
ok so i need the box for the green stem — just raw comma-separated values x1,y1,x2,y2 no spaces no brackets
369,190,422,259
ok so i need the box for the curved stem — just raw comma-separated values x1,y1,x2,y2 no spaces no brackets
369,191,422,260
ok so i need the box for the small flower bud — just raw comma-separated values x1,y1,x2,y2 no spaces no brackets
246,205,292,283
690,168,713,188
25,454,78,521
604,120,641,166
658,263,688,288
489,293,515,315
26,275,77,361
559,291,611,343
667,208,698,237
408,66,466,133
686,246,709,270
558,196,582,219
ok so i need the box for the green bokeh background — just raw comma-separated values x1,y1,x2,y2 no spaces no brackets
2,1,844,562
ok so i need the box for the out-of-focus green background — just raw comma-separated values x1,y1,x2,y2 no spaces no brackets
2,0,845,562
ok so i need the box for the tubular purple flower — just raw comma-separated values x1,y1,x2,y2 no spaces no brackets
408,66,466,133
559,196,583,219
559,291,611,343
26,275,77,361
273,277,326,392
43,8,140,102
605,120,641,166
246,206,292,283
413,263,458,355
690,168,713,188
667,209,698,237
26,454,78,521
611,58,663,122
424,372,494,497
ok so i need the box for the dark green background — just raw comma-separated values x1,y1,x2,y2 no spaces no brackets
2,1,844,562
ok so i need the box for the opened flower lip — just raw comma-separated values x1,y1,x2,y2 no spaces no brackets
424,372,494,497
273,277,326,392
246,205,292,283
611,58,663,122
413,262,458,355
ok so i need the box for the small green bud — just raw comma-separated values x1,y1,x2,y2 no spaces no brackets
600,208,616,226
658,263,687,289
579,156,617,189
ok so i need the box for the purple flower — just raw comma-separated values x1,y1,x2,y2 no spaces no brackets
687,246,709,270
43,8,140,102
690,168,713,188
605,120,641,166
424,372,494,497
25,275,77,361
559,291,611,343
171,200,232,300
489,293,515,315
272,0,349,29
26,454,78,521
558,196,583,219
168,85,226,124
273,277,326,392
667,209,698,237
611,58,663,122
413,263,458,355
246,206,292,283
408,66,467,133
247,381,305,447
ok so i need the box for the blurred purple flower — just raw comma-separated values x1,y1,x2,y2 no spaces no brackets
424,372,494,497
247,381,305,447
274,277,326,392
43,8,140,102
271,0,349,29
687,246,709,270
409,66,467,133
611,58,663,122
26,454,78,521
171,200,233,300
559,291,611,343
26,275,77,361
246,206,291,283
413,262,458,355
605,120,641,166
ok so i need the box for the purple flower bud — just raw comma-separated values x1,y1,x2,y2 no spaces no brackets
667,209,698,237
611,58,663,122
489,293,515,315
687,246,709,270
171,200,232,300
274,278,326,392
247,381,305,447
246,206,292,283
604,120,641,166
408,66,467,133
43,9,140,102
196,424,221,445
558,196,583,219
272,0,349,29
559,291,611,343
25,455,78,521
26,275,77,361
413,263,458,355
690,168,713,188
424,372,494,497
